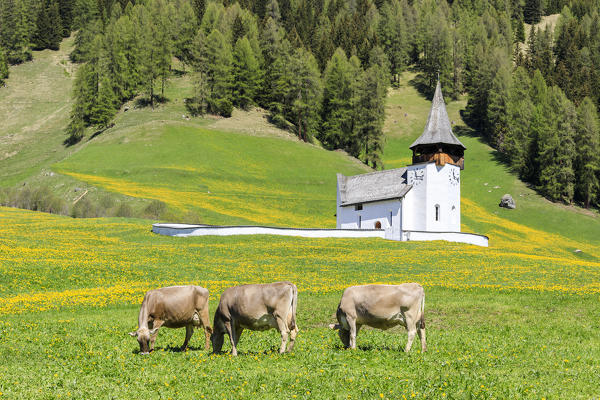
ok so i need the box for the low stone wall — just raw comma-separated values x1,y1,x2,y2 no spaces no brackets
402,230,489,247
152,224,386,239
152,223,489,247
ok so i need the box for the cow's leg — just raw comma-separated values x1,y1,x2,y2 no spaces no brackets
224,321,237,356
149,320,164,352
348,317,358,350
275,316,289,353
287,325,299,352
181,325,193,351
201,307,213,351
417,314,426,353
233,324,244,349
404,317,417,353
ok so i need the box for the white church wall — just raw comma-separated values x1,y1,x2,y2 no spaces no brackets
402,164,428,231
337,198,402,231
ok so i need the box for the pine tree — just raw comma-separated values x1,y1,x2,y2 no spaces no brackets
66,63,94,143
0,47,8,85
0,0,33,64
319,48,355,151
232,36,261,110
33,0,63,50
377,0,408,82
201,29,233,116
286,48,322,142
58,0,74,37
574,97,600,207
523,0,542,24
486,58,512,149
89,73,116,128
537,86,576,203
504,67,534,177
355,65,387,168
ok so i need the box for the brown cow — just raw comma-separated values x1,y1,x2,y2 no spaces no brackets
128,285,212,355
211,282,298,356
329,283,426,352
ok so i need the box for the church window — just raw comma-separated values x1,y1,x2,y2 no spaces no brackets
435,204,440,221
358,216,361,228
389,211,393,226
355,204,363,211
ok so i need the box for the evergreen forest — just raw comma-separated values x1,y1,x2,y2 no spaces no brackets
1,0,600,207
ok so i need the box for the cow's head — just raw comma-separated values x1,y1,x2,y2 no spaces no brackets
128,327,159,355
210,314,225,353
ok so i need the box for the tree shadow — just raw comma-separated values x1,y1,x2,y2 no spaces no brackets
134,95,168,109
408,73,435,100
87,123,115,141
63,135,81,147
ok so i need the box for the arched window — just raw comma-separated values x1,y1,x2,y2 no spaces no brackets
375,221,382,229
435,204,440,221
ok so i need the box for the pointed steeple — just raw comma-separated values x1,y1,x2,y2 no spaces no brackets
409,80,466,169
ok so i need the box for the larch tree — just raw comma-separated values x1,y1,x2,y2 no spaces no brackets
537,86,576,203
33,0,63,50
574,97,600,207
319,48,355,151
201,29,233,117
232,36,261,110
0,47,9,85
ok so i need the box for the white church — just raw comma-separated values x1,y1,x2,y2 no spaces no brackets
336,80,486,245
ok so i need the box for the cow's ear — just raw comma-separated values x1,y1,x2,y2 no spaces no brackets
149,327,159,335
128,331,138,337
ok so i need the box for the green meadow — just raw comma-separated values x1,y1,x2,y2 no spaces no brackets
1,41,599,399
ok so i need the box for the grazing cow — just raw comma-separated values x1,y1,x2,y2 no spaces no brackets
211,282,298,356
329,283,426,352
128,285,212,355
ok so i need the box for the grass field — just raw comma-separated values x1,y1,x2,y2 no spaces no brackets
0,206,599,398
1,39,600,399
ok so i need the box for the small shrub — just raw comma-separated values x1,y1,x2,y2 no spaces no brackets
144,199,167,219
71,197,98,218
114,203,133,218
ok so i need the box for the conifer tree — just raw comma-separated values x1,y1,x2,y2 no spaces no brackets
0,47,8,85
505,67,534,177
232,36,261,110
286,48,322,142
319,48,355,151
0,0,33,64
58,0,74,37
486,58,512,149
355,65,387,168
33,0,63,50
200,29,233,116
378,0,408,82
89,73,117,128
574,97,600,207
523,0,542,24
537,86,576,203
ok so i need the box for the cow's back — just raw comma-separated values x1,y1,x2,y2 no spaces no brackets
339,284,424,327
217,282,295,324
147,286,208,327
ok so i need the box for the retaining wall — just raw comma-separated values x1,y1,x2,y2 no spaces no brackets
152,223,489,247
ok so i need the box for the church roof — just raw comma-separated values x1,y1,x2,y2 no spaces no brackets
409,80,466,150
337,168,412,207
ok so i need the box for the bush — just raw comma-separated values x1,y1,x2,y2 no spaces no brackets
144,200,167,219
114,203,133,218
71,197,98,218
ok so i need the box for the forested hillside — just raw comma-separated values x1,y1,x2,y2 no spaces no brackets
1,0,600,209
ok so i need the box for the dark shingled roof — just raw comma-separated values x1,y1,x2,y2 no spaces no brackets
409,80,466,150
337,168,412,207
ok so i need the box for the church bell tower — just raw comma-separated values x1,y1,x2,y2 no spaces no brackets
409,80,466,169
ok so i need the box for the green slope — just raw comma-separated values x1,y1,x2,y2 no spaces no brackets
0,42,598,249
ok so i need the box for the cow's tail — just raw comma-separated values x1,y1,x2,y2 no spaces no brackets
419,291,426,330
289,283,298,331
